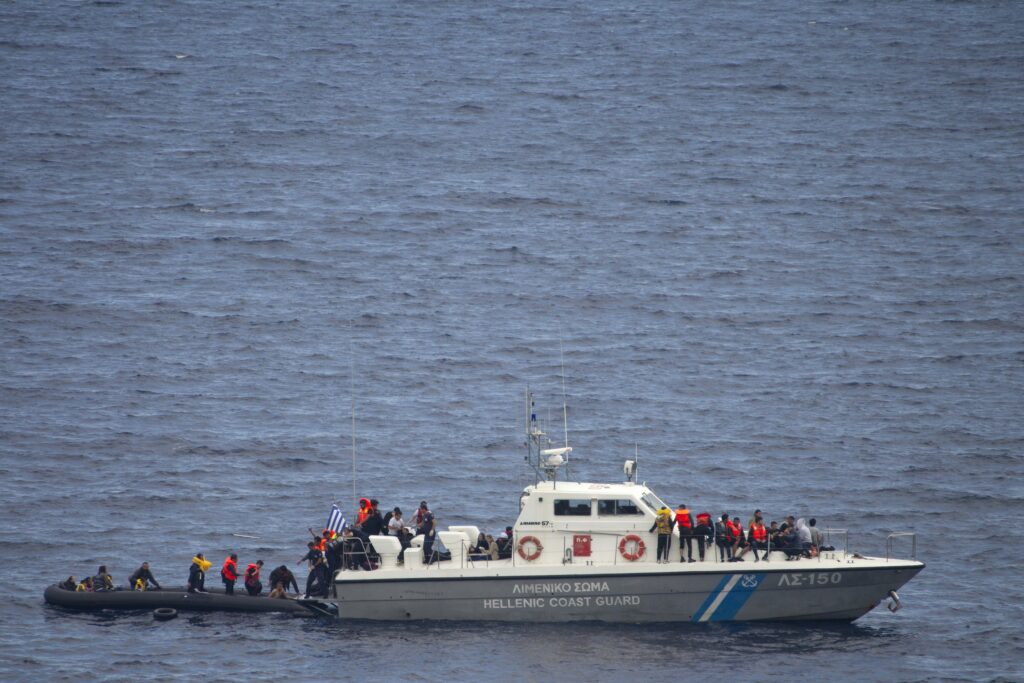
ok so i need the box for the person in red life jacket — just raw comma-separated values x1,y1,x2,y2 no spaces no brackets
675,503,695,563
729,516,747,562
221,553,239,595
356,498,371,525
749,516,769,562
244,559,264,596
694,512,713,562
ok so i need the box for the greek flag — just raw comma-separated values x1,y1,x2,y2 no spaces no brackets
326,504,346,535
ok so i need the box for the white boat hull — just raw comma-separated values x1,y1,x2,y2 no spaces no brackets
330,557,923,622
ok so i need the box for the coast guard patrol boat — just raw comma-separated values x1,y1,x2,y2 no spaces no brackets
328,391,923,623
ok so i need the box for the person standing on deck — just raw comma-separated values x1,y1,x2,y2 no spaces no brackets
221,553,239,595
675,503,695,562
649,506,675,563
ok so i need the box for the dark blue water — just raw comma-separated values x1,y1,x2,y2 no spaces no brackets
2,1,1022,681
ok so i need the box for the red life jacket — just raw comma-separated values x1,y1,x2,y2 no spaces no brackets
696,512,712,526
752,524,767,542
221,557,238,581
244,563,260,586
728,521,742,539
675,508,692,528
315,537,327,552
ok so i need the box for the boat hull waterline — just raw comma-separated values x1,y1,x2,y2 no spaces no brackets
43,585,312,616
331,561,924,623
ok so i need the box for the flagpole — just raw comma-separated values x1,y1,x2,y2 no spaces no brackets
350,330,356,515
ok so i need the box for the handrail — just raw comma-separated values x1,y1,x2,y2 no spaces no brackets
886,532,916,560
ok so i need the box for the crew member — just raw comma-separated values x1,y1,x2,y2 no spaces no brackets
129,562,161,591
649,506,675,563
221,553,239,595
418,501,436,563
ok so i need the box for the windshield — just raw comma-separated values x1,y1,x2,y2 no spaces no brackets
640,491,667,514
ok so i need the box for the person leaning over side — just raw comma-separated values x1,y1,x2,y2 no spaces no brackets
129,561,162,591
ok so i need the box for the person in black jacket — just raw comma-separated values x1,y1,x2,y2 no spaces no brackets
268,565,299,594
304,556,329,598
188,554,208,593
129,562,162,590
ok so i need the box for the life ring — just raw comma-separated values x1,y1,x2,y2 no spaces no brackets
618,534,646,561
517,535,543,561
153,607,177,621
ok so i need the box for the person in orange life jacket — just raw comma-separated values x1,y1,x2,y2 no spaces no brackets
715,514,734,561
728,516,747,562
694,512,713,561
749,516,769,562
244,559,264,596
675,504,695,563
221,554,239,594
356,498,371,525
649,506,675,563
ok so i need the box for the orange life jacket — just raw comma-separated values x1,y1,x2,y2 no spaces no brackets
727,521,742,540
675,508,692,528
221,557,238,581
752,524,767,542
244,563,260,585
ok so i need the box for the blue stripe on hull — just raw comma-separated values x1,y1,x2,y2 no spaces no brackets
708,573,766,622
690,574,732,622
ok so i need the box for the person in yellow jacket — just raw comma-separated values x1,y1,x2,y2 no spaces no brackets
188,553,212,593
648,506,676,563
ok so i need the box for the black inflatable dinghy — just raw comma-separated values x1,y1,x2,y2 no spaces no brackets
44,584,328,617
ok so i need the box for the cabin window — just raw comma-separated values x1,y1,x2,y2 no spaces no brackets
597,499,643,516
554,499,592,516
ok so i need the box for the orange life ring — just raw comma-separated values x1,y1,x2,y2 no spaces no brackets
618,534,646,561
517,535,543,561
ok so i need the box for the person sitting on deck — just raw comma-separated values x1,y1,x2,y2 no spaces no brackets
59,576,76,591
469,533,498,561
748,516,769,562
76,576,93,592
129,562,162,591
729,517,746,562
92,565,114,592
244,560,264,596
795,518,813,558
